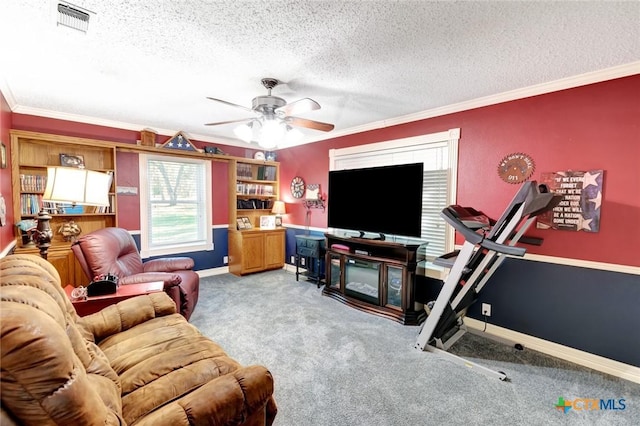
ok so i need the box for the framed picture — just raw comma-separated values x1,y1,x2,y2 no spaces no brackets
306,184,320,200
0,142,6,169
275,216,282,227
60,153,85,168
237,216,252,230
260,215,276,230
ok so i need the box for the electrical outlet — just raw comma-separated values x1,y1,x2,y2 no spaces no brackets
223,256,228,264
301,257,306,266
290,255,295,264
482,303,491,317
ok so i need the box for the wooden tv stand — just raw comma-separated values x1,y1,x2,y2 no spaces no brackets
323,233,427,325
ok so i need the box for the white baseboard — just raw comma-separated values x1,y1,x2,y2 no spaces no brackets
197,266,229,277
1,240,18,258
198,264,293,278
464,317,640,384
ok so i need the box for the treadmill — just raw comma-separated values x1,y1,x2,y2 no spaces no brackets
415,181,562,380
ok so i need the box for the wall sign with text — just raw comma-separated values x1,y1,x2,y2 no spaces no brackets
536,170,604,232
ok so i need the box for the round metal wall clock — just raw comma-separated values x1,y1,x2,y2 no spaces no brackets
290,176,305,198
497,152,535,184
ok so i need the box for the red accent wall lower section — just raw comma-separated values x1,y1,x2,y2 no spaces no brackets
279,75,640,267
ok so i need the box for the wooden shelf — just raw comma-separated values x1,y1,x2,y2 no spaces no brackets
228,158,284,276
10,130,118,286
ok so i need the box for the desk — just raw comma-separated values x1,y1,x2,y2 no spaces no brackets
64,281,164,317
295,235,326,287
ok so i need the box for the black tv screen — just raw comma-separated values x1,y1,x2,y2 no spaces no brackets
328,163,424,238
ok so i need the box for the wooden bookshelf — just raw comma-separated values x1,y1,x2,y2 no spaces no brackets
227,158,284,275
10,130,118,285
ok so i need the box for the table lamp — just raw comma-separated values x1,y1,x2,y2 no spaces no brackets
37,166,112,259
271,200,286,227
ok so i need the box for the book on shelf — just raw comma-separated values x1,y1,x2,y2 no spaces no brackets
237,163,253,179
237,163,276,180
236,183,274,196
20,174,47,192
256,165,277,181
20,194,43,215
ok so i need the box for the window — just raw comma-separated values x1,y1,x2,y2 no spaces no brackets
139,154,212,257
329,128,459,259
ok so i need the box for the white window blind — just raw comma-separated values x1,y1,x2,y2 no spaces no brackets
139,154,212,257
329,129,459,259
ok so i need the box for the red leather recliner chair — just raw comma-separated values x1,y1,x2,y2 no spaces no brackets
71,227,199,320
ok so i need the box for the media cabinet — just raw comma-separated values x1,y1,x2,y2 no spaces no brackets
323,233,428,325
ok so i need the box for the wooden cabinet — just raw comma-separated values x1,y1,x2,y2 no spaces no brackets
264,230,286,269
228,228,285,275
227,158,283,275
10,130,117,286
295,235,326,287
14,244,87,286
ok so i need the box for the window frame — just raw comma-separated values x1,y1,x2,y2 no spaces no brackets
139,153,213,258
328,128,459,259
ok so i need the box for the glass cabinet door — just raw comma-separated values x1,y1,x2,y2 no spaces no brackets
385,265,404,308
344,258,380,304
328,253,341,290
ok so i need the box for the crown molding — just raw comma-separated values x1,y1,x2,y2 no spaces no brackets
5,61,639,149
321,61,640,142
0,75,17,108
9,104,252,148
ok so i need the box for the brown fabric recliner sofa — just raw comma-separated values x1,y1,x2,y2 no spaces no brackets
71,227,199,320
0,254,277,425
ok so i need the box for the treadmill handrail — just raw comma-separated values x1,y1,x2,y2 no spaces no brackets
440,208,484,245
441,207,526,257
480,238,526,257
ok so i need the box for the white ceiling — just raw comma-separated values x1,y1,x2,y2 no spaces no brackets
1,1,639,149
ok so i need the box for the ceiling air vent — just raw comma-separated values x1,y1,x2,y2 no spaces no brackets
57,2,92,33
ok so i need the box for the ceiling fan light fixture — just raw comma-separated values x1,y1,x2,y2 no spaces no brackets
206,77,334,147
259,119,286,149
233,122,253,143
285,126,304,145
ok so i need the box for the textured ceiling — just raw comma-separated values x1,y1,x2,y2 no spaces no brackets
1,1,639,148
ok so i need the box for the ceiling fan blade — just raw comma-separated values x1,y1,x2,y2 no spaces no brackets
287,116,335,132
204,118,252,126
206,97,255,114
276,98,320,116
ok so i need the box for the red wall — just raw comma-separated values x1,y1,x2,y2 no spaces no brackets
0,91,14,251
279,75,640,267
3,76,638,266
7,114,247,231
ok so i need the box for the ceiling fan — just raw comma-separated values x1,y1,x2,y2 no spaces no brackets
205,78,334,147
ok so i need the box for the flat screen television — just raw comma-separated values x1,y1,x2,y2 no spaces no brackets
327,163,424,238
